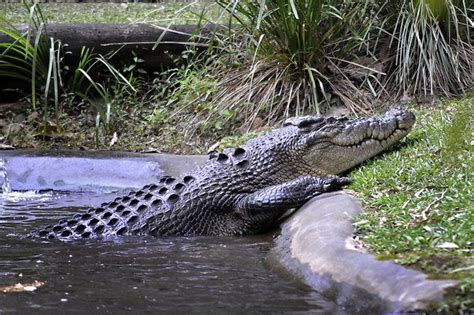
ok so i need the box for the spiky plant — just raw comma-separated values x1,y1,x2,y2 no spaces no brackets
0,0,58,113
0,1,137,141
386,0,473,96
204,0,384,128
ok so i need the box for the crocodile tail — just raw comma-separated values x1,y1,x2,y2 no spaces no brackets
30,182,171,240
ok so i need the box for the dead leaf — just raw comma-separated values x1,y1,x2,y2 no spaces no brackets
436,242,459,249
207,141,220,153
0,280,45,293
0,143,15,150
109,132,118,147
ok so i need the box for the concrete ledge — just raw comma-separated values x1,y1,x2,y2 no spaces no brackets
268,192,458,312
0,150,206,191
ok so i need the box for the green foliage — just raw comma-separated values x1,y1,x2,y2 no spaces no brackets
350,97,474,312
385,0,473,96
211,131,260,152
0,2,138,147
1,2,221,25
210,0,383,122
441,96,473,166
149,51,237,138
0,1,64,132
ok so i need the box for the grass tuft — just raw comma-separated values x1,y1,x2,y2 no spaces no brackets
385,0,473,96
209,0,383,123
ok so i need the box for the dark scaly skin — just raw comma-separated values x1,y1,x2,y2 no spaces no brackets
31,109,415,240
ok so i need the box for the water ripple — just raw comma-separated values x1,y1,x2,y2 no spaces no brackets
0,189,344,314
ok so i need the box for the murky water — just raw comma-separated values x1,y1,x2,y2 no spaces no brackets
0,187,345,313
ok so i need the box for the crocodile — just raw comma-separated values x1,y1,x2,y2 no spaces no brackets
32,108,415,240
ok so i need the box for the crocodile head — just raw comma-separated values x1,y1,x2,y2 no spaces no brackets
285,108,416,175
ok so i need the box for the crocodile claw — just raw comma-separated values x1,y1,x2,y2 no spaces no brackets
322,176,353,191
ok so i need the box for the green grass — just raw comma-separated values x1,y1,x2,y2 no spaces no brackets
349,96,473,312
1,2,221,25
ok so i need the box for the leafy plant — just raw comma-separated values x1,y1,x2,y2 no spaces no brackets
384,0,473,96
72,48,138,147
0,1,137,145
0,0,60,116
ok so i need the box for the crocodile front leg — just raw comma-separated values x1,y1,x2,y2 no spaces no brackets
235,176,352,218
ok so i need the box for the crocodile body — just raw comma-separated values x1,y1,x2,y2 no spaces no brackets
33,109,415,240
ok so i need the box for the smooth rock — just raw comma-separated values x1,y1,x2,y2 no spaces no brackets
269,192,458,312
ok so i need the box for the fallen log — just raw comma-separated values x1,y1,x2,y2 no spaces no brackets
0,23,218,94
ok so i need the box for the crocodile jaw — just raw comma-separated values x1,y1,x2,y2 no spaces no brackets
303,109,416,175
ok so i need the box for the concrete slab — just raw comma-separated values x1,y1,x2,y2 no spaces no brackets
0,150,207,191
